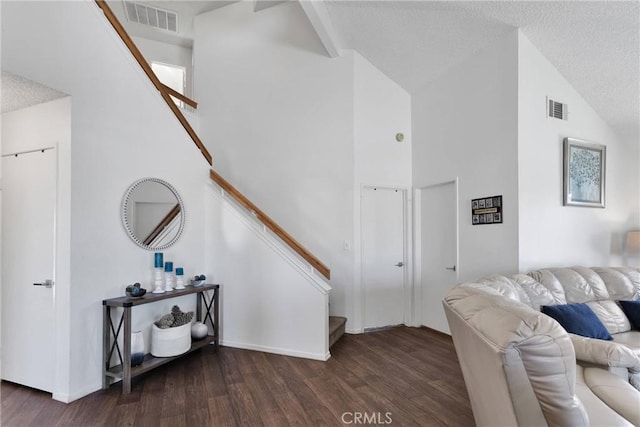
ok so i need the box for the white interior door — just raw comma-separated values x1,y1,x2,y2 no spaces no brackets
420,182,457,334
1,149,56,392
362,187,405,329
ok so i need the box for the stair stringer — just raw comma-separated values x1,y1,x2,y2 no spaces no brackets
206,183,332,360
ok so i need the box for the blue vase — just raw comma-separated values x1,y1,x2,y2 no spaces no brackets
131,331,145,366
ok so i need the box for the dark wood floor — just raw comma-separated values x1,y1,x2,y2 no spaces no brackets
1,326,474,426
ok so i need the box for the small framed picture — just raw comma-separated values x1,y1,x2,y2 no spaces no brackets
471,195,503,225
563,138,606,208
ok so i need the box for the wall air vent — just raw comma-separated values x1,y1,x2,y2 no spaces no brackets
547,97,568,120
123,1,178,33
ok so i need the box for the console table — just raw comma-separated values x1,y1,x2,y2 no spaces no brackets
102,284,219,394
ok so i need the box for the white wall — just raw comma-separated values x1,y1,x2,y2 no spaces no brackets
193,3,413,332
1,97,72,400
352,51,412,331
517,32,640,271
193,1,354,316
412,31,520,282
205,185,330,359
2,1,209,402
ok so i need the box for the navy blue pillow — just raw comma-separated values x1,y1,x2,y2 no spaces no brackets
541,303,612,340
619,299,640,330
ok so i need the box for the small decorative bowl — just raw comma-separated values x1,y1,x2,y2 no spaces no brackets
190,279,205,287
126,288,147,298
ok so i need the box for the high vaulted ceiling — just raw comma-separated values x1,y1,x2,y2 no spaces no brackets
117,0,637,144
322,1,639,143
8,1,635,144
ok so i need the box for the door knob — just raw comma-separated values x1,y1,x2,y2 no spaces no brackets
33,279,53,288
395,262,404,267
445,265,456,272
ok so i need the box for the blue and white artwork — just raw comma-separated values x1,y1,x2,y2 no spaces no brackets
564,138,606,207
569,146,601,202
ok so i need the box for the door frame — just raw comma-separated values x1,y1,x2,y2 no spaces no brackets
353,184,412,333
1,142,71,401
413,178,459,327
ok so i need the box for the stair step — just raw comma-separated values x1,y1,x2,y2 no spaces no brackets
329,316,347,348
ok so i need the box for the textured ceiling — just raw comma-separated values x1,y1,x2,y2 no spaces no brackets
325,0,639,142
1,71,68,114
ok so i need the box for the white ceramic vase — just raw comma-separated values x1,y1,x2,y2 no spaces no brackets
191,321,208,340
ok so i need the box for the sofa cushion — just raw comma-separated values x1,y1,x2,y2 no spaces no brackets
587,300,632,334
542,303,613,340
575,365,635,427
535,268,611,303
619,300,640,330
570,334,640,369
512,274,555,310
583,367,640,426
527,270,568,304
594,268,640,300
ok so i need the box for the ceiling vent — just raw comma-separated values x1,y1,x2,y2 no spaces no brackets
547,97,568,120
123,1,178,33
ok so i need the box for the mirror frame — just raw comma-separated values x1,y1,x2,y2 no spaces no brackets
121,177,186,250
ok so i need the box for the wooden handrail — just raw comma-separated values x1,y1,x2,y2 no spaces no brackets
143,203,181,246
209,169,331,280
94,0,211,165
161,84,198,109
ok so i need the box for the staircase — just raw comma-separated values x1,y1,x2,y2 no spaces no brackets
329,316,347,348
95,0,343,359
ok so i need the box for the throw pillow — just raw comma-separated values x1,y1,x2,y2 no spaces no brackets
541,303,613,340
619,299,640,330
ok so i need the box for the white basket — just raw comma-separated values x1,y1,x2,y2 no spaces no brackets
150,322,192,357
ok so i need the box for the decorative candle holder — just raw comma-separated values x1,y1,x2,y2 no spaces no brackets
164,261,175,291
152,253,165,294
175,267,185,289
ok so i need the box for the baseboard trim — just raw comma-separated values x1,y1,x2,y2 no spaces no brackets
53,381,102,403
221,339,330,361
419,325,452,338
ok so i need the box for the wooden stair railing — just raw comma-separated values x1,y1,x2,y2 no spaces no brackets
94,0,331,281
94,0,211,165
161,84,198,109
210,169,331,280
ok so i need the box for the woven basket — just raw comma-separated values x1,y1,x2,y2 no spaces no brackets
150,322,191,357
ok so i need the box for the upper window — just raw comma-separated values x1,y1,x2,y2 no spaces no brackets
151,62,186,108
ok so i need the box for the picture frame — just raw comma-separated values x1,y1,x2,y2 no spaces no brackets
471,195,502,225
563,138,606,208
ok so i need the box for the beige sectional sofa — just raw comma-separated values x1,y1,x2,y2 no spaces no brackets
444,266,640,426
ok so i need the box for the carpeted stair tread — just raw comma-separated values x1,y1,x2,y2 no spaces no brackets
329,316,347,348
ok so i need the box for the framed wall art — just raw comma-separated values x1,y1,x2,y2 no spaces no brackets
563,138,606,208
471,195,502,225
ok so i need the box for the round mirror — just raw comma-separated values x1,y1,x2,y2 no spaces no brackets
121,178,185,250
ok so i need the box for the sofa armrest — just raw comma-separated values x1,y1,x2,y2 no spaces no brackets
570,334,640,372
